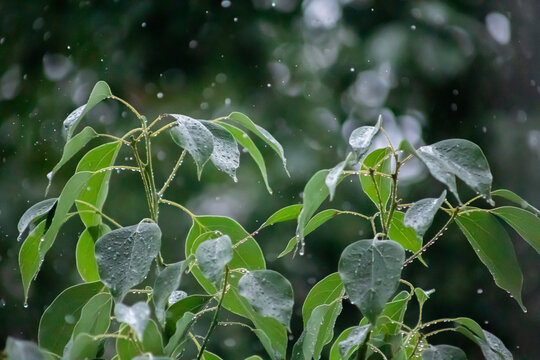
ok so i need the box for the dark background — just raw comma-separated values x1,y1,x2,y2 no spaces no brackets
1,1,539,358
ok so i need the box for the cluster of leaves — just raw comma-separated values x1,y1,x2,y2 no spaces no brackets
5,82,540,360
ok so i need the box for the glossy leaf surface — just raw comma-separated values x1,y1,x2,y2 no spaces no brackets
195,235,233,286
38,281,103,355
456,211,525,310
302,272,344,326
115,302,150,341
238,270,294,328
416,139,493,204
95,221,161,300
491,189,540,215
492,206,540,254
348,116,381,159
421,345,467,360
202,121,240,180
170,114,214,179
338,325,371,360
339,239,405,323
76,224,111,282
326,152,354,200
388,211,422,252
72,292,112,337
260,204,303,229
17,198,57,240
63,81,112,140
404,191,446,240
153,260,188,326
360,148,392,209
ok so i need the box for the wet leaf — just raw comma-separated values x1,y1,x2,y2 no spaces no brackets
64,81,112,141
169,114,214,179
115,302,150,341
72,292,112,337
251,316,287,360
302,273,344,327
202,353,223,360
260,204,303,229
292,302,344,360
404,191,446,240
76,224,111,282
45,127,98,195
338,239,405,323
326,152,355,201
202,121,240,181
280,209,341,258
195,235,233,286
360,148,392,209
17,198,57,241
6,337,51,360
388,211,422,253
153,260,189,326
38,281,103,355
238,270,294,328
75,141,121,227
421,345,467,360
338,325,371,360
220,122,272,193
116,320,164,360
329,327,355,360
165,294,211,336
492,206,540,254
95,221,161,300
348,116,381,159
164,312,195,357
19,220,46,302
227,112,288,176
414,288,434,307
297,170,350,254
491,189,540,215
456,211,525,311
66,333,102,360
416,139,493,205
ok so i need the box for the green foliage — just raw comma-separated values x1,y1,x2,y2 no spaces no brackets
9,82,540,359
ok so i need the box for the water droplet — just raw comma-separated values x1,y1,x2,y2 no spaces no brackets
476,288,483,294
156,92,164,99
23,302,29,308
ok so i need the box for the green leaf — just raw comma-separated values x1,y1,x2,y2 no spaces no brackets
260,204,303,229
238,270,294,328
455,322,510,360
64,81,112,141
421,345,467,360
164,312,195,357
338,325,371,360
338,239,405,323
302,273,344,327
17,198,58,241
454,317,486,341
202,121,240,181
116,320,164,360
170,114,214,179
31,171,95,299
95,220,161,300
75,141,121,227
219,122,272,193
202,352,223,360
45,126,98,195
292,302,344,360
491,189,540,215
416,139,493,205
456,211,525,310
227,112,288,176
38,281,103,355
404,191,446,240
185,216,265,315
72,292,112,337
244,356,264,360
19,220,46,302
371,290,410,335
414,288,434,307
133,356,172,360
480,330,512,360
195,235,233,286
492,206,540,254
115,302,150,341
326,152,355,201
329,327,355,360
153,260,189,326
165,294,211,336
251,316,288,360
348,116,382,159
66,333,102,360
6,337,50,360
76,224,111,282
297,170,350,254
280,209,341,258
360,148,392,209
388,211,422,253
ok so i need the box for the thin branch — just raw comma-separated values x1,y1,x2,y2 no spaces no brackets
159,150,186,196
74,200,123,228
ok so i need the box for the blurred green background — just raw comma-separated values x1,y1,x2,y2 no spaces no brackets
1,0,539,358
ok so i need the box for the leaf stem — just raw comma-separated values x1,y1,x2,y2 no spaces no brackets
423,327,458,338
96,134,130,146
159,150,186,196
74,200,123,228
151,121,177,137
197,267,230,360
159,198,201,225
